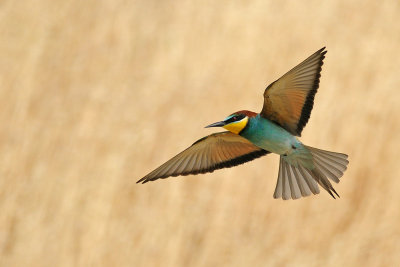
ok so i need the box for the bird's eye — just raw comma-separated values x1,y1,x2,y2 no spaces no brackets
232,116,237,120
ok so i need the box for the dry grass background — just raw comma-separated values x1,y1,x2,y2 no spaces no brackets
1,0,399,266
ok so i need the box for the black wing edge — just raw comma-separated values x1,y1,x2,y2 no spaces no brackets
295,47,327,136
136,149,270,184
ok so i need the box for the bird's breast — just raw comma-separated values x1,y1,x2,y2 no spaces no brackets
241,116,299,155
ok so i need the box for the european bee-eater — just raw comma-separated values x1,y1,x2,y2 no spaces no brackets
138,47,349,200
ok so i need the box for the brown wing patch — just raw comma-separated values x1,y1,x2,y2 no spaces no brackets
261,47,327,136
137,132,269,183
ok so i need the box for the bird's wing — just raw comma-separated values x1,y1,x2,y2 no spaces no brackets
260,47,327,136
137,131,269,183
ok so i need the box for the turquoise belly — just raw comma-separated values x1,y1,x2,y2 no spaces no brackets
240,115,299,155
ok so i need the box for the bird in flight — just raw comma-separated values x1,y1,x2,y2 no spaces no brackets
137,47,349,200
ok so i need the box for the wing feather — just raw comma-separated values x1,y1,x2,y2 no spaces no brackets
137,131,269,183
261,47,327,136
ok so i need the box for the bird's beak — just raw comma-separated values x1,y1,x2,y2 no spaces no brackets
205,121,226,128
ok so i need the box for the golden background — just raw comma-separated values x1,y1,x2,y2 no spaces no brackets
1,1,400,266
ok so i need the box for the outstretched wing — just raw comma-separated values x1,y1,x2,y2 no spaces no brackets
260,47,327,136
137,131,269,183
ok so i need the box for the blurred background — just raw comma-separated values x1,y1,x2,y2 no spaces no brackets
1,0,399,266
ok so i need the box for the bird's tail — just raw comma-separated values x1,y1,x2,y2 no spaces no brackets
273,146,349,200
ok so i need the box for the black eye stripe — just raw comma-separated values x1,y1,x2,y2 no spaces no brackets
226,114,245,123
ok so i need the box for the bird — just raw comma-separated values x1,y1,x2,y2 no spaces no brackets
137,47,349,200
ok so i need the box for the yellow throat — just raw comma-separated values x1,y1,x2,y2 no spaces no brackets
223,117,248,134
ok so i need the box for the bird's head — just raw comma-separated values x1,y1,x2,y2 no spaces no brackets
205,110,257,134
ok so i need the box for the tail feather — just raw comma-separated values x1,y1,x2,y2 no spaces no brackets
307,168,339,199
291,165,312,197
313,156,341,183
273,146,349,200
274,157,320,200
287,162,302,199
296,165,319,195
306,146,348,183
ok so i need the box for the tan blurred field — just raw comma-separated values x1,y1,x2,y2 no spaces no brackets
1,0,400,266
